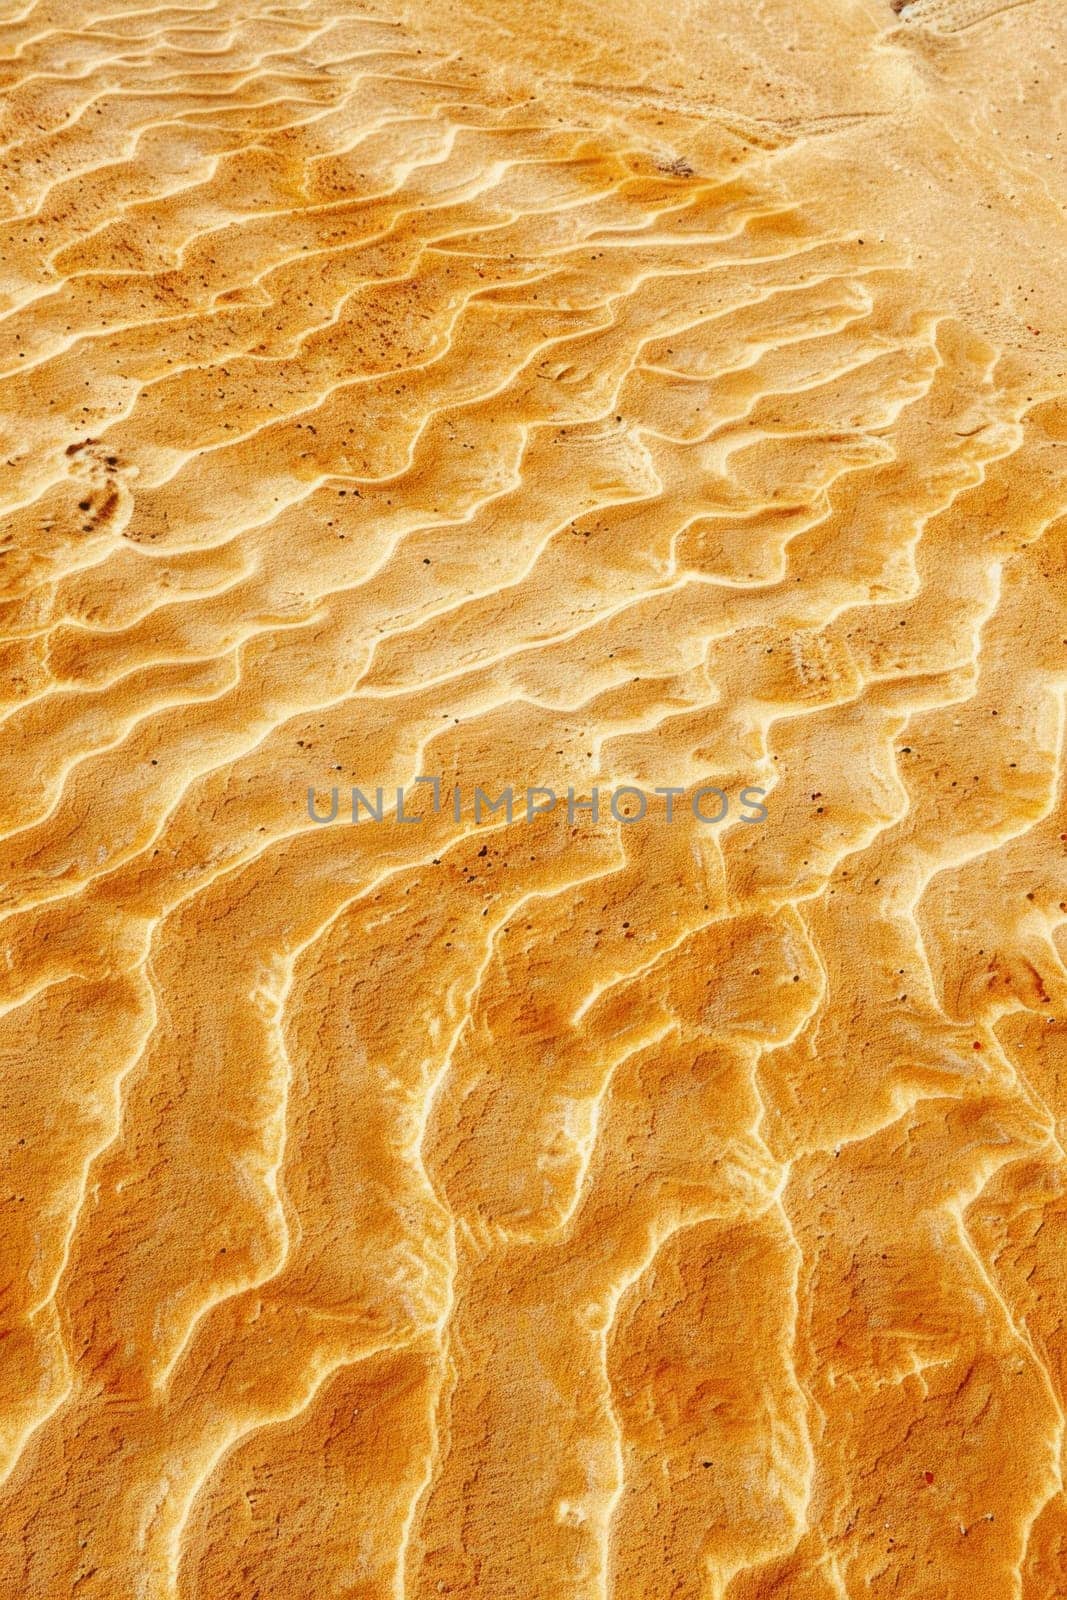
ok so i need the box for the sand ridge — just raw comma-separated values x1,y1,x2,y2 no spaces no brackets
0,0,1066,1595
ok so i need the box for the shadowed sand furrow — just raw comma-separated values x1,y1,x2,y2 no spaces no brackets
0,0,1065,1596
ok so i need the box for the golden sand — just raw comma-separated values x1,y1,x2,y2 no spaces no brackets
0,0,1065,1594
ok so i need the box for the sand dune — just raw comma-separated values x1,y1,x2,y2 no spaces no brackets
0,0,1065,1595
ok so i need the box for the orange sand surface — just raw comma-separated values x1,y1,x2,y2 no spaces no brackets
1,0,1066,1595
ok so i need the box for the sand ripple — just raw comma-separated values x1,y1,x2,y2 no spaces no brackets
0,0,1065,1595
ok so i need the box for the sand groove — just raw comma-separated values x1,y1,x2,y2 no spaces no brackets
0,0,1065,1596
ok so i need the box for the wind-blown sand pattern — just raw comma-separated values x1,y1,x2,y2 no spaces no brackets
0,0,1065,1594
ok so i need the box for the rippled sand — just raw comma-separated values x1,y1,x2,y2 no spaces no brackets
0,0,1065,1595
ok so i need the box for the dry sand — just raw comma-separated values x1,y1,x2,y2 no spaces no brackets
0,0,1066,1595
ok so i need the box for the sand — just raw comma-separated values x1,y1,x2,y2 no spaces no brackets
0,0,1065,1595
